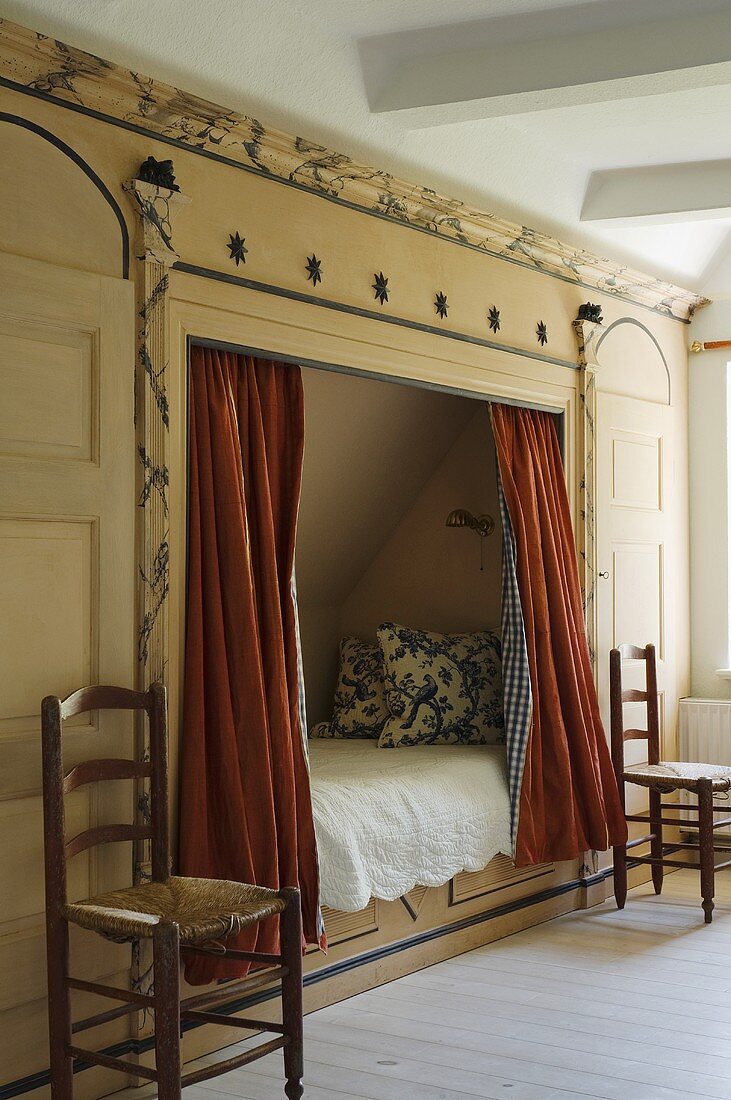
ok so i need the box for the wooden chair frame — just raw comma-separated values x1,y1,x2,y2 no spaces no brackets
41,683,304,1100
610,643,731,923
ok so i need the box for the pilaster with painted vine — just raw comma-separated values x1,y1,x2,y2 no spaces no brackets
573,315,604,677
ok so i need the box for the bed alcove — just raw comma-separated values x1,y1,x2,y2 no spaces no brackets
296,364,503,732
181,339,576,1010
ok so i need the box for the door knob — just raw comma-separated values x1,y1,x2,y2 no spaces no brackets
598,570,609,579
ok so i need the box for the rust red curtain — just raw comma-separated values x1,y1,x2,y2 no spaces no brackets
179,345,323,984
491,402,627,866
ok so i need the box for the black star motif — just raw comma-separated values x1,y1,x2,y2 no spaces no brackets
488,305,501,333
306,254,323,286
536,320,548,346
434,291,448,320
372,271,389,305
228,231,248,266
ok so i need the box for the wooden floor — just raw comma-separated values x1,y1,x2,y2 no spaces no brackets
120,870,731,1100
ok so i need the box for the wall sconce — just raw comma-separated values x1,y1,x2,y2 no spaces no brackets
445,509,495,571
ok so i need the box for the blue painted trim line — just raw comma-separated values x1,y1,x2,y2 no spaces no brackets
0,112,130,279
174,262,579,371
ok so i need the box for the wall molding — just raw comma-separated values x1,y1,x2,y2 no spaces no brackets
574,316,603,675
0,111,129,278
0,17,708,324
596,317,671,405
176,262,580,371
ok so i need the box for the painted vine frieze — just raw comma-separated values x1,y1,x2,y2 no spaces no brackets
573,314,603,676
0,17,708,322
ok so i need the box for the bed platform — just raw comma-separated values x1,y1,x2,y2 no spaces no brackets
309,739,512,911
179,742,586,1065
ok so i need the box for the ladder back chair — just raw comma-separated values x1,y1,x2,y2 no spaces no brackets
610,643,731,923
42,683,304,1100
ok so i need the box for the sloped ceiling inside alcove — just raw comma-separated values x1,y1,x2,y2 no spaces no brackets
296,366,478,607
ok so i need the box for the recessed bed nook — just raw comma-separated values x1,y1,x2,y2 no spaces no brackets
295,363,516,912
179,337,625,1020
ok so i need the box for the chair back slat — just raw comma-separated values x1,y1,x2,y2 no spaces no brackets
41,682,169,921
65,824,153,860
61,685,150,720
63,759,152,794
610,643,661,795
617,643,648,660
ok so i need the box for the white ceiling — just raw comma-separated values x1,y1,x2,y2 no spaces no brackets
7,0,731,292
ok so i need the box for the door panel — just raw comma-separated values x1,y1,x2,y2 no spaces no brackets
0,252,136,1090
597,393,674,824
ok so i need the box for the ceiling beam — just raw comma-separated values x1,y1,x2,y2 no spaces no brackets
582,160,731,225
359,1,731,127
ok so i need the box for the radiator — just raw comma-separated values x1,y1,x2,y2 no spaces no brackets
678,698,731,834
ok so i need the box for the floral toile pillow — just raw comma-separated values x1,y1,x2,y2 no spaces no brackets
310,636,389,739
377,623,504,748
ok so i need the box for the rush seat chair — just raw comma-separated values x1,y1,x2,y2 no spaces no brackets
41,682,304,1100
610,644,731,923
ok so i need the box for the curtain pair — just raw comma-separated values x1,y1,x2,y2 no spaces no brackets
179,348,625,984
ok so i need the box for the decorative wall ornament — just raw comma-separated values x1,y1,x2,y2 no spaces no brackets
372,271,389,305
573,314,603,884
536,321,548,346
137,155,179,191
488,305,501,333
435,291,449,320
306,253,322,285
228,230,248,266
124,176,189,267
572,316,603,678
577,301,603,324
0,18,708,322
123,177,190,1016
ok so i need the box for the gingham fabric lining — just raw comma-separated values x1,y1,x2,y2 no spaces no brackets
291,569,309,765
496,468,533,854
293,566,326,948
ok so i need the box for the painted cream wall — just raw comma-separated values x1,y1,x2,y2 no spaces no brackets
297,368,498,725
341,408,502,642
299,399,502,726
297,368,475,608
0,38,695,1095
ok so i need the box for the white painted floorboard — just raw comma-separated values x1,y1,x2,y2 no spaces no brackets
115,870,731,1100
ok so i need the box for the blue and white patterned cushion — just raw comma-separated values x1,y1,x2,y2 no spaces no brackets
377,622,504,748
310,637,389,740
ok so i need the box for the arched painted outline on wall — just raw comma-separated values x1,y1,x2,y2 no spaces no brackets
0,113,130,279
596,316,671,405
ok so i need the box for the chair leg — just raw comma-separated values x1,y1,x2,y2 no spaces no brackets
698,779,715,924
279,888,304,1100
46,914,73,1100
153,922,182,1100
613,845,628,910
649,789,664,895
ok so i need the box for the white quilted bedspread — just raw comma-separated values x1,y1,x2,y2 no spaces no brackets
309,738,512,912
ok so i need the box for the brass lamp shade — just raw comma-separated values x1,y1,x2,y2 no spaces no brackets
445,509,494,537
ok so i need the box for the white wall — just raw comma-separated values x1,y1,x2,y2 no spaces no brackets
689,299,731,698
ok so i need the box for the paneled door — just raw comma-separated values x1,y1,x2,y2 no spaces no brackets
0,252,136,1093
596,393,675,820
